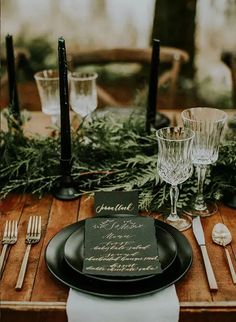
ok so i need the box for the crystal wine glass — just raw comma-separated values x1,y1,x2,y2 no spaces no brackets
156,127,195,231
181,107,227,217
68,72,98,118
34,69,60,125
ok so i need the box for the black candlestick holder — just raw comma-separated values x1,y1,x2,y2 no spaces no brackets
53,158,78,200
54,37,79,201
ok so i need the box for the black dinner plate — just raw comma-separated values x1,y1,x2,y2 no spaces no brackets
64,223,177,282
45,219,192,298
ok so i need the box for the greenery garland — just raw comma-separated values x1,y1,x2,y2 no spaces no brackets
0,108,235,211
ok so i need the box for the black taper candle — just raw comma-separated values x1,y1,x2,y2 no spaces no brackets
5,34,20,120
146,39,160,133
58,37,71,160
54,37,78,200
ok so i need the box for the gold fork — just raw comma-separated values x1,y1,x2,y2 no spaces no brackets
15,216,42,290
0,220,18,278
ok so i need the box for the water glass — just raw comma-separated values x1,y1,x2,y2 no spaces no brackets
68,72,98,117
156,127,195,231
182,107,227,217
34,69,60,125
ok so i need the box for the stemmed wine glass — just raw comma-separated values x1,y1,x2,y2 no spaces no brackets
34,69,60,126
68,72,98,118
181,107,227,217
156,127,195,231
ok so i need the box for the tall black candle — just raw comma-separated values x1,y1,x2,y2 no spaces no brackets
5,34,20,120
146,39,160,133
58,37,71,160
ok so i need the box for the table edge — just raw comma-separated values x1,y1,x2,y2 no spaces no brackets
1,300,236,310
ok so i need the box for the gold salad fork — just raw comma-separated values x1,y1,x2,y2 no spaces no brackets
15,216,42,290
0,220,18,278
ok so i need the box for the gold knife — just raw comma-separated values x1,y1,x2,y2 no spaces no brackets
192,216,218,291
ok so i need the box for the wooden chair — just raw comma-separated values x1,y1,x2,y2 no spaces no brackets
68,47,189,107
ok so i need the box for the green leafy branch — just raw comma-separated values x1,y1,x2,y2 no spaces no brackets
0,108,235,211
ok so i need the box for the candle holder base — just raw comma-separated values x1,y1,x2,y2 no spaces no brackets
53,175,79,201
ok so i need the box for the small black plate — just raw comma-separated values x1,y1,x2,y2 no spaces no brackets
64,223,177,282
45,220,192,298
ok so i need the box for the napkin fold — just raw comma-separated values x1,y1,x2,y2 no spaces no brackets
66,285,179,322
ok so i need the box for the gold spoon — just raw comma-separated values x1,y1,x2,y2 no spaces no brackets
212,223,236,284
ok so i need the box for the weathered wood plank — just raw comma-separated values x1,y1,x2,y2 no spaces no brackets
0,194,24,215
78,194,95,221
176,227,212,302
31,197,80,302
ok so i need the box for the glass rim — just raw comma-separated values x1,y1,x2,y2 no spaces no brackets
68,71,98,81
181,107,228,124
34,69,59,80
156,127,195,142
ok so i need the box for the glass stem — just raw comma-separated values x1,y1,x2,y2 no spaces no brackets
195,165,207,211
167,185,179,222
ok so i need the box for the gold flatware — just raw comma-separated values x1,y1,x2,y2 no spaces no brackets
212,223,236,284
192,216,218,291
0,220,18,278
15,216,41,290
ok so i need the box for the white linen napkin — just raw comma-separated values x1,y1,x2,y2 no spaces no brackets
66,285,179,322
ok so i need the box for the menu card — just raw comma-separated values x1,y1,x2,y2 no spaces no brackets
94,191,138,216
82,217,162,276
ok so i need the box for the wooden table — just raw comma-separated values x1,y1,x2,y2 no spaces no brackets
1,110,236,322
0,194,236,322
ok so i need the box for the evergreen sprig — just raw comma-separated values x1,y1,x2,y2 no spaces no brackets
0,108,235,211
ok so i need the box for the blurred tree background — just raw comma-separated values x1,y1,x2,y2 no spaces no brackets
1,0,236,110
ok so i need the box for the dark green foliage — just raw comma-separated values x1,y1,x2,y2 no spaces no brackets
0,108,235,211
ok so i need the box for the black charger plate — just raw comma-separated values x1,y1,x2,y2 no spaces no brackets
45,219,192,298
64,223,177,282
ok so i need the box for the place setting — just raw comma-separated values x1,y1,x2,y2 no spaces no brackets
45,190,193,298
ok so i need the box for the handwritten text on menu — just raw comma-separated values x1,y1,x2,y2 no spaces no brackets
83,217,162,276
94,191,138,216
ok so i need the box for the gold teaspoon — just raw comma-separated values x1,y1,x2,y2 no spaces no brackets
212,223,236,284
